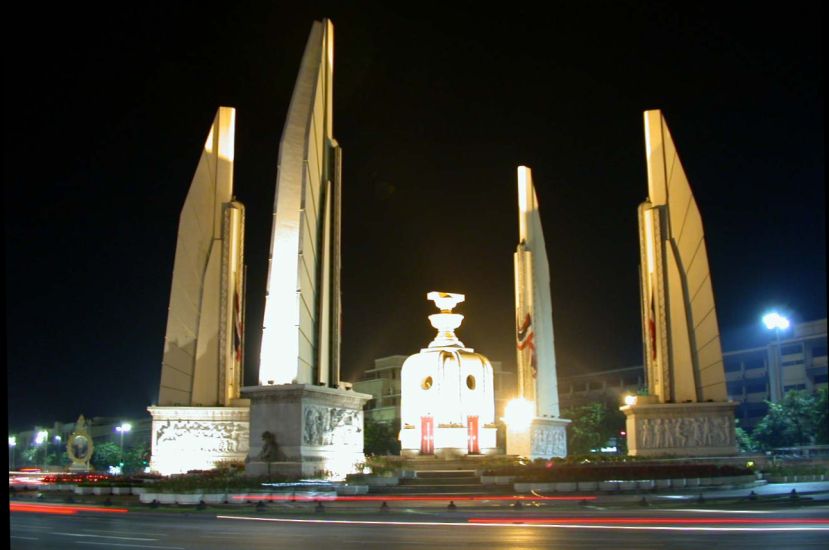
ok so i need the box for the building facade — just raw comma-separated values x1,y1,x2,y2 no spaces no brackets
724,318,827,429
558,366,646,410
557,318,828,432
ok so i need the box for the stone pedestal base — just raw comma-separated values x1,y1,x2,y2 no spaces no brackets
68,463,92,473
620,400,738,457
147,405,250,476
507,417,570,459
241,384,372,480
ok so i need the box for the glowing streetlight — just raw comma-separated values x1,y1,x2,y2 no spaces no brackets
623,394,638,406
115,423,132,468
9,436,16,470
35,430,48,467
763,310,791,402
504,398,535,430
762,311,790,331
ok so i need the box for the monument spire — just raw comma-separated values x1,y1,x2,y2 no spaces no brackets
259,18,341,388
508,166,569,459
243,19,370,479
622,109,736,458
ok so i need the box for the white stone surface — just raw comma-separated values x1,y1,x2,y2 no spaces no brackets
507,416,569,459
260,19,341,387
514,166,562,419
639,110,727,403
147,406,249,475
399,293,498,457
242,384,370,479
621,401,738,456
159,106,244,407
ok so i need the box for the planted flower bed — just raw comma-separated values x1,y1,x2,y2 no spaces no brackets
762,464,828,483
487,462,751,482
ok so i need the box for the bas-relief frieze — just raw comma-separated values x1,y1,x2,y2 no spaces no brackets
531,425,567,457
637,416,733,449
155,420,249,454
302,404,362,447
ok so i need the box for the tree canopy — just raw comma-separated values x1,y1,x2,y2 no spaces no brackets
751,388,828,450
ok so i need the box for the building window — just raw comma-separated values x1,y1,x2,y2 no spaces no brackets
812,345,827,357
782,359,803,367
781,344,803,356
745,357,765,370
783,384,806,393
745,402,769,418
727,382,743,395
745,381,767,394
724,361,742,373
812,373,828,385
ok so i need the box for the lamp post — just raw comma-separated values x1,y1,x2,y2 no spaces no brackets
35,430,48,468
763,311,790,402
115,423,131,470
8,436,16,471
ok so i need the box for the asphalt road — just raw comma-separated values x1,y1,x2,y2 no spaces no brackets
10,503,829,549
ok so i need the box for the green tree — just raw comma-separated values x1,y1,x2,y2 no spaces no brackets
735,419,758,452
91,442,122,472
811,387,828,445
122,443,150,474
562,401,625,455
363,418,401,456
752,390,821,450
21,447,39,466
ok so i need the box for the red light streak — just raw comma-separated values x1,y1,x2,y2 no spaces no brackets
229,494,597,502
10,503,129,515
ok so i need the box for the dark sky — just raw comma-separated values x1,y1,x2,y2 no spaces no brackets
5,2,824,432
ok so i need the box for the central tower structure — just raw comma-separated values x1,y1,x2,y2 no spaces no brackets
242,19,369,479
399,292,498,458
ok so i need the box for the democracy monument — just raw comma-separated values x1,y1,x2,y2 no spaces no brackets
145,17,735,478
621,110,737,456
148,19,370,478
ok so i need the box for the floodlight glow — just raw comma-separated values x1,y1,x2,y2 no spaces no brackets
35,431,48,445
9,436,16,447
762,312,790,331
504,398,535,430
116,423,132,433
624,394,638,406
54,436,61,443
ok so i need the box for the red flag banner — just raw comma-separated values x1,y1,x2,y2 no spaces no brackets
648,290,656,360
517,313,537,378
233,289,243,363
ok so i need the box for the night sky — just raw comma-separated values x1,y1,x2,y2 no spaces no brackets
5,2,824,432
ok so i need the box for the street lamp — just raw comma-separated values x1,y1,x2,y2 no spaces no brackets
762,310,791,402
9,436,16,470
35,430,48,468
115,423,132,469
762,311,790,332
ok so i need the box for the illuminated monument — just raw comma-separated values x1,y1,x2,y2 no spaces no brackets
242,19,370,478
507,166,569,458
621,109,736,456
399,292,498,457
148,106,251,475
